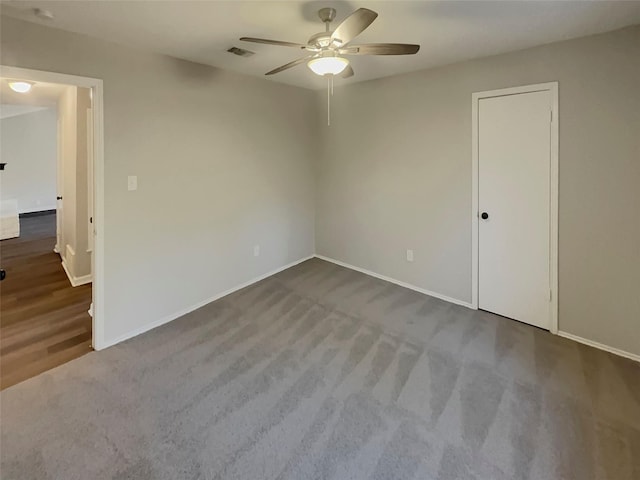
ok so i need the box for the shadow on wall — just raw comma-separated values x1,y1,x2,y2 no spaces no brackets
163,56,224,86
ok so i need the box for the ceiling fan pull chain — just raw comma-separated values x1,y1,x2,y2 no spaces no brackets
327,75,331,126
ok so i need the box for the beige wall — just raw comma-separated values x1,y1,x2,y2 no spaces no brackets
1,15,317,345
316,26,640,356
2,14,637,357
0,108,57,213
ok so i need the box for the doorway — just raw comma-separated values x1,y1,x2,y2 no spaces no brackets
0,66,104,388
471,82,559,332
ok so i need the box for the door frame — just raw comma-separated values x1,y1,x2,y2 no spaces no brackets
1,65,106,349
471,82,559,333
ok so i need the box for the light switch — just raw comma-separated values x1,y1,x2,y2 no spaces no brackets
127,176,137,191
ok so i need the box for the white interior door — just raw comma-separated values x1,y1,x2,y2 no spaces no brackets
478,90,552,329
55,117,63,255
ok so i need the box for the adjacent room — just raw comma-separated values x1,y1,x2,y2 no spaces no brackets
0,78,94,389
0,1,638,479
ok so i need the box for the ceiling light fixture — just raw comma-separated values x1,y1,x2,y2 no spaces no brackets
307,53,350,126
307,56,349,76
8,81,33,93
240,7,420,127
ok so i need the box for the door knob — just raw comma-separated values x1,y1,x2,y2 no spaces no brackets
57,196,63,200
481,212,489,220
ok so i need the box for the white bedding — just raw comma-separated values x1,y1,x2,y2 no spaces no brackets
1,199,20,240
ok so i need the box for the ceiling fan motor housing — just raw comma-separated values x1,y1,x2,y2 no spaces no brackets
307,32,333,50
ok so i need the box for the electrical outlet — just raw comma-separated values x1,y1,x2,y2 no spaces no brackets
254,245,260,257
406,249,414,262
127,175,137,191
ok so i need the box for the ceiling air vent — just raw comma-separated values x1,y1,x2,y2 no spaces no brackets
227,47,255,58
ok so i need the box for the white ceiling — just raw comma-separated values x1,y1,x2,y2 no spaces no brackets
0,77,69,108
2,1,639,90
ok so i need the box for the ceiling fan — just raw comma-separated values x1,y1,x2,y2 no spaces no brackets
239,7,420,78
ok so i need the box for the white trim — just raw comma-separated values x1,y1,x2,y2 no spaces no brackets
314,254,473,309
471,82,559,333
1,66,106,351
314,254,637,363
95,255,314,350
471,89,479,310
61,259,92,287
558,331,640,363
549,84,559,335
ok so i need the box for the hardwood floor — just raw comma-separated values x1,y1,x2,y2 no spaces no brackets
1,213,92,390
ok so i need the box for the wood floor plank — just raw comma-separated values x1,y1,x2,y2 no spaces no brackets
0,342,92,390
0,213,92,390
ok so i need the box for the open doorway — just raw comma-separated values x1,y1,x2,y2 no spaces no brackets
0,68,103,389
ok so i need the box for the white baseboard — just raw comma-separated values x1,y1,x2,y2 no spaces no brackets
314,254,474,309
91,251,639,363
558,331,640,363
314,255,639,363
95,255,315,351
61,259,92,287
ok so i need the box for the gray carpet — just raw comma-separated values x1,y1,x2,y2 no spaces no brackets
1,258,639,480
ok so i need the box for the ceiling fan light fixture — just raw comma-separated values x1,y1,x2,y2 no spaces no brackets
8,81,34,93
307,56,349,76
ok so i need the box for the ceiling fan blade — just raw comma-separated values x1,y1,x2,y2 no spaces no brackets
265,56,313,75
341,65,354,78
240,37,306,49
330,8,378,46
340,43,420,55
